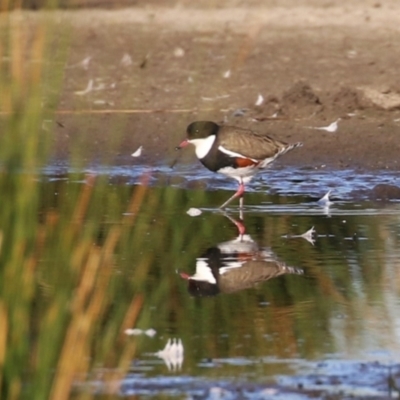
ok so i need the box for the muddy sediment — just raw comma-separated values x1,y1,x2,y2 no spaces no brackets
40,1,400,172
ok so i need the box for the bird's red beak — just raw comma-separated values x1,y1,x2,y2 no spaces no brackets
175,139,189,150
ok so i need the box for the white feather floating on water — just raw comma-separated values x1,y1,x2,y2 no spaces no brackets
300,226,316,245
318,190,333,206
310,118,341,133
124,327,157,337
144,328,157,337
124,328,143,336
255,94,264,106
187,208,202,217
155,338,184,372
131,146,143,157
282,226,316,245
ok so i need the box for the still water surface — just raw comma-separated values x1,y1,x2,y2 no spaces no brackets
44,164,400,399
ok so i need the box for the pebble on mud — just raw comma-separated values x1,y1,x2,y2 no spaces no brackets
370,184,400,200
173,47,185,57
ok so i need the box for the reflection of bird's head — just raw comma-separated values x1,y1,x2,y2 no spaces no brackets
180,269,220,297
180,247,222,297
187,279,220,297
180,238,304,297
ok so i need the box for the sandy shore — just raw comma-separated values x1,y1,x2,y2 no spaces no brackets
19,1,400,170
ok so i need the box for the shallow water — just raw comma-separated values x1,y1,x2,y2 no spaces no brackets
44,164,400,399
44,160,400,198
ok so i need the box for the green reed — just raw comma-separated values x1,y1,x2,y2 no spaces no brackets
0,8,214,398
0,7,152,400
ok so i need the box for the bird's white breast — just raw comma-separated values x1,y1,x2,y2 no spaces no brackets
189,135,216,159
191,259,216,284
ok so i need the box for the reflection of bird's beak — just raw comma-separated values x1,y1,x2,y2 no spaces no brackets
179,271,190,280
175,139,189,151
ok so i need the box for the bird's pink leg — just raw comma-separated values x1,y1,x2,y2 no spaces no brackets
219,182,245,209
234,216,246,236
239,204,244,221
221,211,246,235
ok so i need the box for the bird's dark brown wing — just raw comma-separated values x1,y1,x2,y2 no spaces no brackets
218,260,303,293
218,125,288,160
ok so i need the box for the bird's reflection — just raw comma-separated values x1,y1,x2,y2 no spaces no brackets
180,213,303,297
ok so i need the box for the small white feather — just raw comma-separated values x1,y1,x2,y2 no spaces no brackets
318,190,333,206
300,226,316,245
310,118,340,133
124,328,143,335
121,53,133,66
282,226,316,245
255,94,264,106
187,208,202,217
75,79,94,95
131,146,143,157
145,328,157,337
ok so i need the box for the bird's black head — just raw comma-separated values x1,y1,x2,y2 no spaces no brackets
186,121,219,140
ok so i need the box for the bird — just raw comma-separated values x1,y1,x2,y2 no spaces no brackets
179,214,303,297
176,121,302,208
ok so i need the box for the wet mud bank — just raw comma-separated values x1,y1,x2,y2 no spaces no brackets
28,0,399,172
